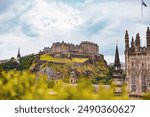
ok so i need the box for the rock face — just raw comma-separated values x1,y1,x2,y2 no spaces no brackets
31,52,108,83
39,66,55,80
125,27,150,96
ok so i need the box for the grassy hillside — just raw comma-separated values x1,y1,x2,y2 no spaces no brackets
34,54,109,84
40,54,88,63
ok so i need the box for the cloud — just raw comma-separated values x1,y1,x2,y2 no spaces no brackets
0,0,150,63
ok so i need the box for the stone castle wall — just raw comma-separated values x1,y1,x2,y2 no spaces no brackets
43,41,99,55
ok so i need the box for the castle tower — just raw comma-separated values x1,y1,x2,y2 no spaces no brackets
147,27,150,49
125,30,129,51
113,44,123,95
17,48,21,63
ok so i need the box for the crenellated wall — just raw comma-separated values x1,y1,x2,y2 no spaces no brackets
43,41,99,55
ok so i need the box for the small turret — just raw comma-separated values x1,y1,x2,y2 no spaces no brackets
135,33,140,51
131,37,135,48
147,27,150,49
125,30,129,50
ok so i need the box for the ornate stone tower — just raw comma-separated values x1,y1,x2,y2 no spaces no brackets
113,44,123,95
125,27,150,96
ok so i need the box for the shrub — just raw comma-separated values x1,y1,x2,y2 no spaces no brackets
0,70,129,100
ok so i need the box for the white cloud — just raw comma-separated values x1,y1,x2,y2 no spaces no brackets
20,0,83,33
0,0,150,63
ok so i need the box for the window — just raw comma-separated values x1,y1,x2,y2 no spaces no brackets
141,74,147,93
131,74,136,92
115,67,118,70
142,62,144,67
132,62,134,67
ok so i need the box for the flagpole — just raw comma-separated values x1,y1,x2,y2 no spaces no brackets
141,0,143,46
141,0,143,24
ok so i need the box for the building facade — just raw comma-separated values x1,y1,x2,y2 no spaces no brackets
125,27,150,96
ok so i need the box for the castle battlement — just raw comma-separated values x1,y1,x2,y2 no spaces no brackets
125,27,150,55
43,41,100,57
80,41,98,46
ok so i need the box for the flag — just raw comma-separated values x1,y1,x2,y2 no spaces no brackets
141,0,147,24
142,0,147,7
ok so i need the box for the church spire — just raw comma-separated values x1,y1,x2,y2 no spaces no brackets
114,43,121,67
17,48,21,58
17,48,21,63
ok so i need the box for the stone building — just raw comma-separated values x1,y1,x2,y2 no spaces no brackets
113,44,123,95
43,41,99,58
125,27,150,96
69,71,77,84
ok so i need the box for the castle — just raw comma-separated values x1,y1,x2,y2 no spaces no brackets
125,27,150,96
43,41,100,58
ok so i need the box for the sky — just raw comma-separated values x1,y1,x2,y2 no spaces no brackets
0,0,150,63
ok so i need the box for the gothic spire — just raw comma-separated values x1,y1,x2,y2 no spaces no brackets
17,48,21,58
113,42,123,96
114,43,121,67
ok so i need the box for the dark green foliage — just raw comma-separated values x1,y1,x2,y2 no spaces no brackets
91,75,111,85
19,55,35,70
107,65,114,78
91,66,113,85
0,57,18,71
0,55,35,71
